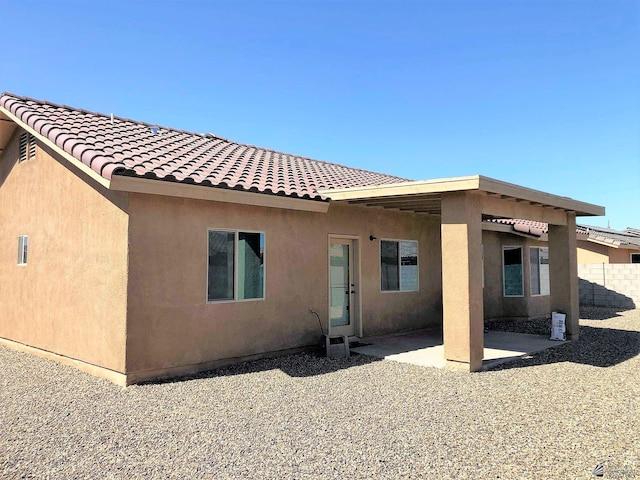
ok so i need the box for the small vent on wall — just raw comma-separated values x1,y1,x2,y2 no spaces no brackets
18,132,37,163
28,134,36,159
19,132,27,162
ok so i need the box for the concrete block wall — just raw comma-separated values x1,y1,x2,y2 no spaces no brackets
578,263,640,309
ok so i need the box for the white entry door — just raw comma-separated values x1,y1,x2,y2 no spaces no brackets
329,239,356,337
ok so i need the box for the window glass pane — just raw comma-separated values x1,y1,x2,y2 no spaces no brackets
238,232,264,300
208,231,235,301
381,240,399,291
631,253,640,264
530,247,540,295
539,247,550,295
503,247,523,296
17,236,28,265
399,241,418,291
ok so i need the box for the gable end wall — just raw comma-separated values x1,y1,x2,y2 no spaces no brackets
0,128,129,374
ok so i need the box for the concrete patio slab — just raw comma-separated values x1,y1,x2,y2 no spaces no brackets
351,329,568,370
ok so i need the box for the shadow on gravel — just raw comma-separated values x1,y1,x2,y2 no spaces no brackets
487,325,640,371
139,347,384,386
579,307,634,321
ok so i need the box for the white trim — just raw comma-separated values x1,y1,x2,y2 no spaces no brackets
206,228,266,303
379,238,420,293
502,245,524,297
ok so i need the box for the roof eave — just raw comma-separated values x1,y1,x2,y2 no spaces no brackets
320,174,605,217
109,175,330,213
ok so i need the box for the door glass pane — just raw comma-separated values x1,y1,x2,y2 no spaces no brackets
208,231,235,301
238,232,264,300
330,243,350,327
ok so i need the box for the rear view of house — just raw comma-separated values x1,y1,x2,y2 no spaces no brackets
0,92,605,384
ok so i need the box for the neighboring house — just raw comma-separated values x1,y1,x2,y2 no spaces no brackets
575,225,640,308
485,219,640,311
575,225,640,264
0,92,604,384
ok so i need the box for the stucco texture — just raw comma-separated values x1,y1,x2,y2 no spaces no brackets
0,130,129,372
577,240,634,264
125,194,442,375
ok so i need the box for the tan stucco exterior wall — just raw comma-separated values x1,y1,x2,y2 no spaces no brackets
577,240,635,264
0,130,129,373
577,241,610,264
482,231,550,321
125,193,442,375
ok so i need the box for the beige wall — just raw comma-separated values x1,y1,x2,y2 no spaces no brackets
0,129,129,372
577,240,635,264
125,194,442,374
482,231,550,320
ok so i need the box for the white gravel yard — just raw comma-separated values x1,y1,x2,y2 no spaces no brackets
1,307,638,479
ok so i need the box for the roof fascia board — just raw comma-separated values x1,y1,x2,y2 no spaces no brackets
319,175,481,200
320,174,605,217
109,175,330,213
477,176,605,217
0,105,111,189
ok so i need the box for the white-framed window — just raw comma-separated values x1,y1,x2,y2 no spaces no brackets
207,229,265,302
631,253,640,264
380,239,419,292
530,246,550,296
503,246,523,297
17,235,28,265
19,132,37,163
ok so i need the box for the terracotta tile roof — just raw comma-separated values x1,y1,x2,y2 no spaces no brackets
487,218,640,248
0,92,409,201
486,218,548,236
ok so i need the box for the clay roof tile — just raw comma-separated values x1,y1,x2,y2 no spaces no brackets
0,92,409,201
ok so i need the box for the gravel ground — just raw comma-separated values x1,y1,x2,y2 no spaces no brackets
1,307,638,479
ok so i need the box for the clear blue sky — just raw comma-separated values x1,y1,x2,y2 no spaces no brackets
2,0,638,229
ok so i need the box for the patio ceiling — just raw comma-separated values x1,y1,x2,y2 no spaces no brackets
319,175,605,217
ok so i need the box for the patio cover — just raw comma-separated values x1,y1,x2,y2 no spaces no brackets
321,176,604,372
